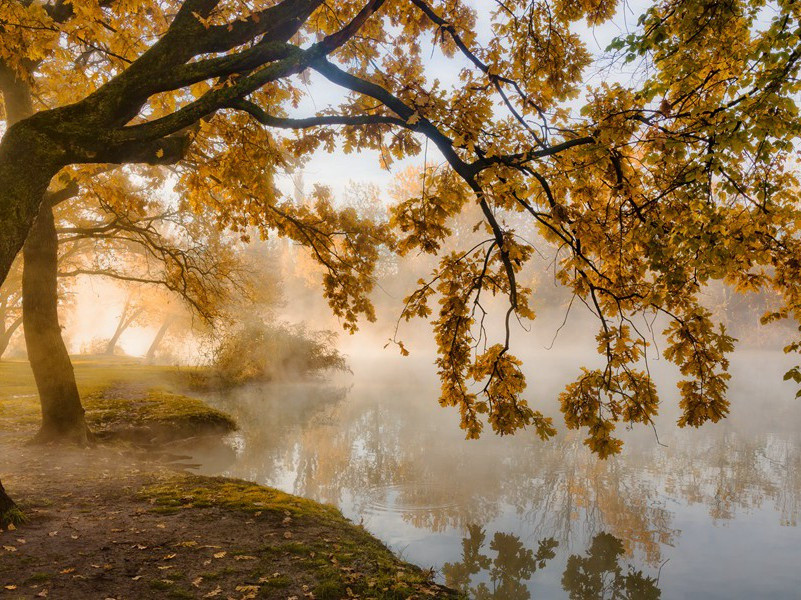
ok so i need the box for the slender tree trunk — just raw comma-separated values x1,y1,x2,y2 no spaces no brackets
0,317,22,359
104,318,126,355
23,202,90,444
145,315,175,363
104,301,143,356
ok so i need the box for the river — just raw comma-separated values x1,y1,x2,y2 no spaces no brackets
193,349,801,599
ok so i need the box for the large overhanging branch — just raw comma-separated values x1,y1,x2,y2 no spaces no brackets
86,0,387,156
310,57,477,179
228,98,407,129
198,0,323,53
9,0,366,167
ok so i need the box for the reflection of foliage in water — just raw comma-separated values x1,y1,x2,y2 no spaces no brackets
266,395,680,562
203,382,349,482
508,438,676,565
443,525,557,600
561,533,661,600
210,380,801,570
443,529,660,600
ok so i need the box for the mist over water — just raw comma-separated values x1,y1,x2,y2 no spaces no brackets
189,342,801,599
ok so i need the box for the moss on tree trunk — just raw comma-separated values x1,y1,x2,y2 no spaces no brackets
22,202,90,445
0,478,23,528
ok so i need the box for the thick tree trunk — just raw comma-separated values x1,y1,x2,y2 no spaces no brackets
145,315,175,363
0,64,63,283
23,202,89,445
0,127,62,285
0,64,67,516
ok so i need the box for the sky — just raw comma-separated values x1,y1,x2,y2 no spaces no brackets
277,0,651,201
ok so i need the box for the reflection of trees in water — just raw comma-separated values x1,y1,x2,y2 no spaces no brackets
207,383,349,485
774,438,801,527
443,525,557,600
505,437,675,564
561,533,661,600
292,399,506,530
656,431,801,526
443,529,660,600
215,383,801,564
279,399,679,562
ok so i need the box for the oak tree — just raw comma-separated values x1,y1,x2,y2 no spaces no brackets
1,0,800,520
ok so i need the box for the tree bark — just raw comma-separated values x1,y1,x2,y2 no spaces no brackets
0,478,20,528
145,315,175,363
23,202,90,444
0,125,63,285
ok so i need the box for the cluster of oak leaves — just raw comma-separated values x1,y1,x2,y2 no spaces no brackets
2,0,801,456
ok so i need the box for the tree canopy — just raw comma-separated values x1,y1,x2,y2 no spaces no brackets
0,0,800,455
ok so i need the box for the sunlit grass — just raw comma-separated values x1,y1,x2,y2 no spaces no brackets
0,356,231,438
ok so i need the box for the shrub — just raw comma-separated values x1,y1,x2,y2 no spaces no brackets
209,320,348,386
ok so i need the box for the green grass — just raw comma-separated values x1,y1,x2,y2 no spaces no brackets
1,506,28,528
140,474,461,599
86,389,236,439
261,574,291,589
0,357,234,439
140,475,341,521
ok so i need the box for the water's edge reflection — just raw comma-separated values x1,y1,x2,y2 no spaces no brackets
189,352,801,598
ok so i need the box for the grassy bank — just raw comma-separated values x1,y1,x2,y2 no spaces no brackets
0,357,235,442
0,357,458,598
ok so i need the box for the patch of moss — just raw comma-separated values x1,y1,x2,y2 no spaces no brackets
149,579,174,590
261,574,291,589
86,389,236,440
1,506,27,528
281,541,315,555
141,475,340,522
139,474,461,599
314,579,346,599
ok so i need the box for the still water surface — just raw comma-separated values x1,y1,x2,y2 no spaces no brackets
195,350,801,599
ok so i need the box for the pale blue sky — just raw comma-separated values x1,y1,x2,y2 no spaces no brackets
278,0,650,202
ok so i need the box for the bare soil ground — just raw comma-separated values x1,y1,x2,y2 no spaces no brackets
0,439,457,600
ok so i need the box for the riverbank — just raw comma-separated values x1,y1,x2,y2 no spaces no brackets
0,358,458,599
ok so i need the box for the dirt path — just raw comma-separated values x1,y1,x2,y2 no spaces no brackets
0,439,458,599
